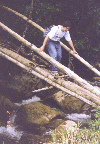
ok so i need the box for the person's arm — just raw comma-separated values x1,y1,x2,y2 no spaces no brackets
39,35,49,52
68,40,78,54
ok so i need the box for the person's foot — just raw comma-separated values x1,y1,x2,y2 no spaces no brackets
52,71,59,76
53,72,59,76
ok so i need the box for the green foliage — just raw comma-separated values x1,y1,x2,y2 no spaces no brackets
0,0,100,63
51,107,100,143
89,107,100,132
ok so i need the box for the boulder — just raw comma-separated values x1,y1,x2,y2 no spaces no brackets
15,102,65,134
0,95,14,125
0,56,47,102
51,91,91,113
51,120,78,143
19,133,52,144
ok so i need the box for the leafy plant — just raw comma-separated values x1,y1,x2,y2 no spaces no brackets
51,107,100,143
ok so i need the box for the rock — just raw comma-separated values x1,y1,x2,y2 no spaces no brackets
19,133,36,144
0,68,48,102
51,120,78,143
0,56,48,101
19,133,52,144
0,95,15,125
0,95,14,110
45,119,64,129
51,91,89,113
80,103,91,114
91,108,100,120
15,102,65,134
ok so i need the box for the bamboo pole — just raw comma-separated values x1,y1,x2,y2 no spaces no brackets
0,46,100,104
0,5,100,77
0,22,100,96
17,0,34,53
34,67,100,101
32,86,53,93
0,5,44,32
0,50,99,107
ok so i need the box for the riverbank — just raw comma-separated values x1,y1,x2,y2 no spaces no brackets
0,40,100,143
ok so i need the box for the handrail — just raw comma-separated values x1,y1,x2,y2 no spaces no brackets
0,5,100,77
0,22,100,97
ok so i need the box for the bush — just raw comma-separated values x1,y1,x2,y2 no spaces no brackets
51,107,100,143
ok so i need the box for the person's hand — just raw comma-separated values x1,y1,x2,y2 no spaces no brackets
73,49,78,54
38,46,44,52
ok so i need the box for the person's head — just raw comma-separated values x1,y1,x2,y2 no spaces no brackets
62,20,71,32
62,20,71,28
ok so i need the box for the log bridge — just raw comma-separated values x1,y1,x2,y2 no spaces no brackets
0,5,100,107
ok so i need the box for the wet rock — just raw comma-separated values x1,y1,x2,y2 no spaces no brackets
19,120,78,144
91,108,100,120
19,133,52,144
0,95,14,110
0,56,48,102
15,102,65,135
0,95,15,125
0,68,47,102
19,133,36,144
80,103,91,114
51,91,90,113
45,119,64,129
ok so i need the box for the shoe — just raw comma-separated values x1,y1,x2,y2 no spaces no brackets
52,72,59,76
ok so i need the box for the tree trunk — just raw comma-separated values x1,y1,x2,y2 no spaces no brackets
0,22,100,97
0,46,100,104
0,47,99,107
0,5,100,77
17,0,34,53
32,86,53,93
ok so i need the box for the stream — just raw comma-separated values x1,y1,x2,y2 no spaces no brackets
0,95,92,144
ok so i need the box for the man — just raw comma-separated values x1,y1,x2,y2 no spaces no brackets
39,20,77,76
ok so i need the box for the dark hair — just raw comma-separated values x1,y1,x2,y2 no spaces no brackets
62,20,71,28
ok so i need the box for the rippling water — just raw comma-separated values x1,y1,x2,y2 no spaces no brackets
66,113,91,125
0,126,23,140
0,95,41,143
0,95,91,143
15,95,41,106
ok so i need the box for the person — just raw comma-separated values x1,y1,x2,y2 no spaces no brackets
39,20,77,76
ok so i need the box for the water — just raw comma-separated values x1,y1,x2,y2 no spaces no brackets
66,113,91,125
0,112,23,140
0,126,23,140
0,95,41,141
0,96,91,142
15,95,41,106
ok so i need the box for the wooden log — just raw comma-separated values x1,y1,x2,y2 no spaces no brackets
33,67,100,101
0,5,100,77
93,77,100,81
0,22,100,96
32,86,53,93
60,42,100,77
0,47,100,106
0,5,44,32
0,50,99,107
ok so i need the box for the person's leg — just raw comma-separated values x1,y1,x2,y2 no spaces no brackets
47,40,58,72
56,42,62,63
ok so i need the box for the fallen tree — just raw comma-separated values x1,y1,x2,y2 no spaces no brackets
0,22,100,97
0,5,100,77
0,46,100,105
0,46,99,106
